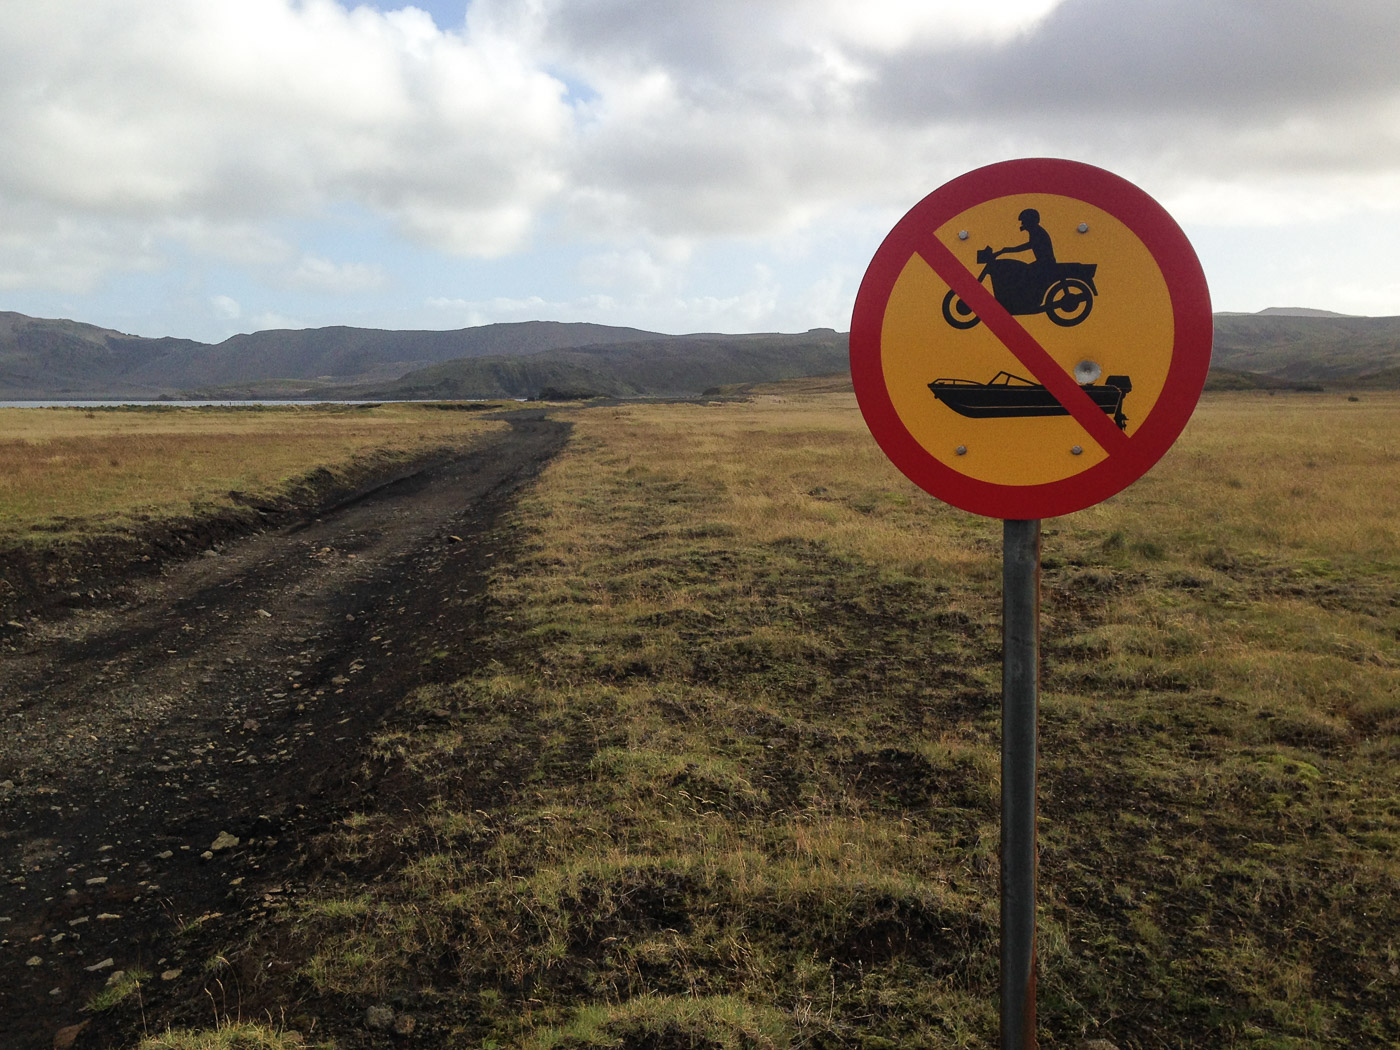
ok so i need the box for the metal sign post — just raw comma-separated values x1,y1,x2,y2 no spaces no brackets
1001,518,1041,1049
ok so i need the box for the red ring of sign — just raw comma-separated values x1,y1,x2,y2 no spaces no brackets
850,158,1212,519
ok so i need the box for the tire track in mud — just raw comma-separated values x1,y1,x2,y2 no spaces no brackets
0,412,569,1050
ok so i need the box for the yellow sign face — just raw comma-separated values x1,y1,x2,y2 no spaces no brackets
879,194,1174,487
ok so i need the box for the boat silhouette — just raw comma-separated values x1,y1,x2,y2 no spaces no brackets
929,371,1132,430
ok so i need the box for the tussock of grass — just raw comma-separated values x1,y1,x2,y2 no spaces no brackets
176,392,1400,1046
520,994,793,1049
85,968,151,1012
136,1025,315,1049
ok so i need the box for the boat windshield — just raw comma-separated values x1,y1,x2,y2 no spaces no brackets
931,372,1041,387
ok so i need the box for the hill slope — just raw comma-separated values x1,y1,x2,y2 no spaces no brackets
0,312,206,398
154,321,658,389
1210,313,1400,383
0,315,659,399
347,330,851,400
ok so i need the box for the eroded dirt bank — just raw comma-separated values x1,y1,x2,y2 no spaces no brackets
0,412,569,1050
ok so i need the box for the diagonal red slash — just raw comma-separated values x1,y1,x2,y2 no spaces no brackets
915,233,1131,455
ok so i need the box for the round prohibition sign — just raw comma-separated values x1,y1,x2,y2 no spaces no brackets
850,158,1212,519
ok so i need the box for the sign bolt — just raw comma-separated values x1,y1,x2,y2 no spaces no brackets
958,230,969,241
1070,446,1083,456
956,445,968,456
1077,222,1089,233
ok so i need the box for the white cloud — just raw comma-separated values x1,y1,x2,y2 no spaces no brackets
247,310,310,333
210,294,242,320
509,0,1400,249
575,242,694,294
287,254,389,293
165,220,293,268
421,251,830,336
1164,170,1400,229
0,209,165,292
0,0,572,288
4,0,1400,331
822,0,1062,48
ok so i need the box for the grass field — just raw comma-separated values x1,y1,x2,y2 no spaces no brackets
20,391,1396,1049
0,402,509,547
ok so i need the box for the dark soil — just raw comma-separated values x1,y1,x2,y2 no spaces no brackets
0,411,569,1050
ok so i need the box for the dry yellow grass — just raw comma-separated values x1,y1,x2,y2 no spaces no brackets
1069,391,1400,561
0,403,509,543
575,390,1400,565
538,391,999,580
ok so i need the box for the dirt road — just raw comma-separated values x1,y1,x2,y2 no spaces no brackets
0,412,569,1050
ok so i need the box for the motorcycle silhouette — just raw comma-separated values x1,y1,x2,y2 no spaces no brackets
941,245,1099,329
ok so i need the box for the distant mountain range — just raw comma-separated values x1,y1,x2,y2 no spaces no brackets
1,308,1398,401
0,311,848,400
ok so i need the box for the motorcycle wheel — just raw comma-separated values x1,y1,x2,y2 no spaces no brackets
1045,279,1093,327
941,289,981,330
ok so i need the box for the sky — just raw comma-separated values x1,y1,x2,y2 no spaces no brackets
1,0,1399,344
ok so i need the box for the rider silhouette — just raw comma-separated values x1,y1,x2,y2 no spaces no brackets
986,208,1057,310
994,208,1056,271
